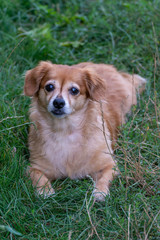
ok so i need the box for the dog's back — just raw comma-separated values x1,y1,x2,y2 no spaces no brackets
76,62,146,126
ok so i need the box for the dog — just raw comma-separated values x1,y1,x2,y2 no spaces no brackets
24,61,146,201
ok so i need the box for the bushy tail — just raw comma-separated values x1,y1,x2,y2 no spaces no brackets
121,72,147,94
132,74,146,94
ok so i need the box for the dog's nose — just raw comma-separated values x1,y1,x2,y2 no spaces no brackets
53,98,65,109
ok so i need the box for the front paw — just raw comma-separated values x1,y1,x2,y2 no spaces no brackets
37,186,55,198
93,187,109,202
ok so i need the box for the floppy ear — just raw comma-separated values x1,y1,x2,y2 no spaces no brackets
83,69,106,101
24,61,53,96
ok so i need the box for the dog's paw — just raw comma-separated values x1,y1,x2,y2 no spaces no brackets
37,187,55,199
93,188,109,202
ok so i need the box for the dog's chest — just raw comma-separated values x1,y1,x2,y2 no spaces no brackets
42,129,85,176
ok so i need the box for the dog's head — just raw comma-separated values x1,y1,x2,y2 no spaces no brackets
24,61,105,118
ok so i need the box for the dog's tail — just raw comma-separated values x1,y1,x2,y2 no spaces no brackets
121,72,147,94
132,74,147,94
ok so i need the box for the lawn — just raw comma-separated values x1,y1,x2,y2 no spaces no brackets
0,0,159,239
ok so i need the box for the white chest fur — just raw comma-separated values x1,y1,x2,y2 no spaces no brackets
40,123,86,178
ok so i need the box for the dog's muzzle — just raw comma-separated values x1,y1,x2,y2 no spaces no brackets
51,97,66,116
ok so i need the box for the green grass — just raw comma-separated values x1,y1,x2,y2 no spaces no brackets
0,0,160,239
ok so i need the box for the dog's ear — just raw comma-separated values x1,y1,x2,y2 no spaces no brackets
83,69,105,101
24,61,52,96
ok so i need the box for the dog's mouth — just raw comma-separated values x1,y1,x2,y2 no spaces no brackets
51,109,67,118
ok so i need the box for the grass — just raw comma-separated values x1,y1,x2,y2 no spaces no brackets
0,0,159,239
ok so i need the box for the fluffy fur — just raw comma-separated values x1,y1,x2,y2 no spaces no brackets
24,61,146,201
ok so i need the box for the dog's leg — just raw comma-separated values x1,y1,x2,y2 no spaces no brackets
92,163,118,201
28,168,55,197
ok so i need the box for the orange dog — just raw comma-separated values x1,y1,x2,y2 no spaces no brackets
24,61,146,201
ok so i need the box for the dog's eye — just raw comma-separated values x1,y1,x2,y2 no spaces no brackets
69,87,79,96
45,84,55,92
